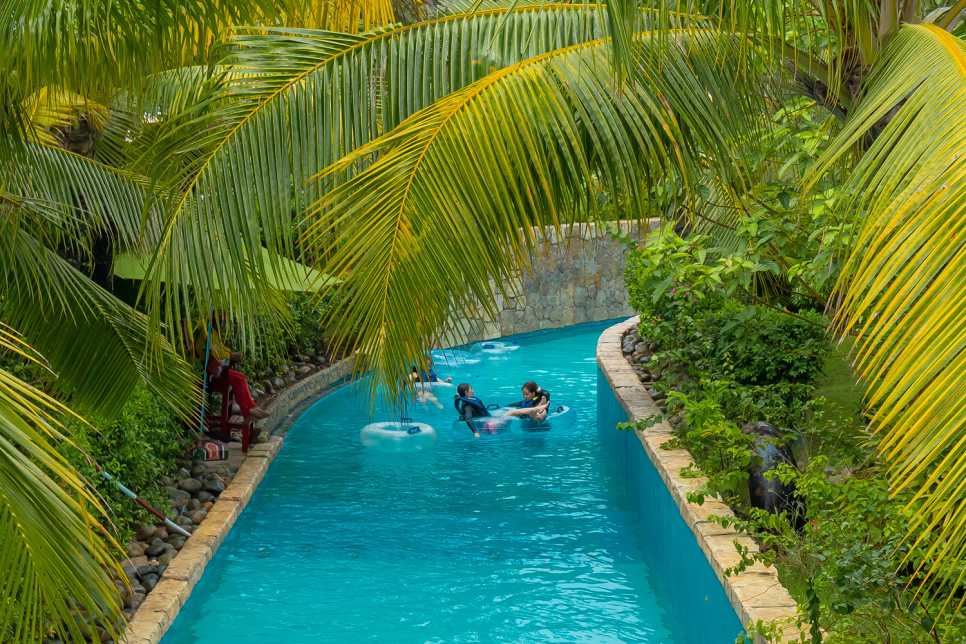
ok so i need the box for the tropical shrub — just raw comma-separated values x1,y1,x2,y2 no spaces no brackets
61,385,194,543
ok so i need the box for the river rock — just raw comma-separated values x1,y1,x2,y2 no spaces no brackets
125,541,144,558
283,373,297,384
112,579,130,601
179,477,203,493
271,376,284,389
152,526,168,540
134,524,155,541
125,556,148,569
166,536,186,550
313,355,328,365
194,491,215,503
165,486,190,502
252,387,265,400
203,479,226,493
140,576,158,593
190,465,206,477
202,501,214,511
190,509,208,525
175,467,191,481
175,515,194,528
144,540,167,558
159,551,177,566
297,365,312,376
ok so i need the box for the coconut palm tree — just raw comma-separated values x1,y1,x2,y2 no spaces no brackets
0,0,404,641
7,0,966,640
134,0,966,618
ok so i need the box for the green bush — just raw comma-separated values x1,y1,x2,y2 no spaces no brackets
623,226,829,414
61,384,194,542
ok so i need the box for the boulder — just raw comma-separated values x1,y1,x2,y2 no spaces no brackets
741,421,803,527
179,477,203,493
134,524,155,541
165,486,190,502
203,479,226,494
194,491,215,504
144,539,166,558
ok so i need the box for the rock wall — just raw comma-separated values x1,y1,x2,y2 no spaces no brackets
454,220,653,343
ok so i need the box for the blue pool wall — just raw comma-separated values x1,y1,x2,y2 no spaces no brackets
597,367,746,644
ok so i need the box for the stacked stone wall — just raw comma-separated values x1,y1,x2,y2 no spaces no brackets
454,220,653,343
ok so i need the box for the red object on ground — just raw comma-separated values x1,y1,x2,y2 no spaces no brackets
203,361,254,453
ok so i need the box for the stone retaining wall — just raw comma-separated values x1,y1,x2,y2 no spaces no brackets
448,220,654,344
596,317,801,643
122,356,353,644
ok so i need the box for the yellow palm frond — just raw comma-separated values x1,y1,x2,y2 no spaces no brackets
808,23,966,604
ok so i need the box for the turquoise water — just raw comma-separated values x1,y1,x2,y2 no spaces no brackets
162,322,688,644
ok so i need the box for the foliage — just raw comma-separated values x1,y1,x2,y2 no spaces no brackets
624,225,830,418
61,384,194,541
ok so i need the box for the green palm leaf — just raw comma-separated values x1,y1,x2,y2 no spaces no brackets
138,6,617,344
303,29,766,408
0,327,122,644
808,23,966,605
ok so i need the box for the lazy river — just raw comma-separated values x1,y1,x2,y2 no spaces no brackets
161,321,690,643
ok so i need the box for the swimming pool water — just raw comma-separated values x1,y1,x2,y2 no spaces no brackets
162,322,688,644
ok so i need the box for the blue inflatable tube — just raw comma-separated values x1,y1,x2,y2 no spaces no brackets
452,405,576,435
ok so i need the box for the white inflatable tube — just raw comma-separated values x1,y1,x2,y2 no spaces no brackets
452,405,576,435
471,340,521,355
360,421,437,452
431,349,486,373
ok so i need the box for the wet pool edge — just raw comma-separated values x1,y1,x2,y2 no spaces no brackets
596,317,801,644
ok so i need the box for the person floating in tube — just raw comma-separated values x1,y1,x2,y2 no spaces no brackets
454,383,487,438
503,381,551,422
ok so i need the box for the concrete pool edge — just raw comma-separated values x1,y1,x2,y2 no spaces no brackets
121,357,354,644
596,317,802,644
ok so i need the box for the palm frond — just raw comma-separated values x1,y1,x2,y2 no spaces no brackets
138,6,617,346
0,328,122,644
0,195,198,421
303,29,767,409
808,23,966,604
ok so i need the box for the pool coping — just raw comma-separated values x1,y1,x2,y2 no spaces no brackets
121,356,355,644
596,317,802,643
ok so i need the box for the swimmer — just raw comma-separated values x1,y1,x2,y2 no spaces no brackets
503,381,551,422
454,383,487,438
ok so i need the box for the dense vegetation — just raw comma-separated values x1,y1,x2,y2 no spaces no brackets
5,0,966,641
620,102,966,642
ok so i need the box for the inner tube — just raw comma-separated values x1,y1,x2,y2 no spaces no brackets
431,349,485,374
452,405,576,435
360,421,437,452
471,341,521,355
